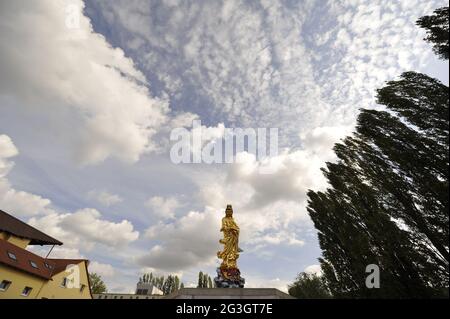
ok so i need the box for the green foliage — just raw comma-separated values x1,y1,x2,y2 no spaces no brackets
306,8,449,298
197,271,214,288
198,271,204,288
141,272,184,295
417,7,449,60
89,272,107,294
208,276,213,288
162,275,174,295
307,70,449,298
288,272,331,299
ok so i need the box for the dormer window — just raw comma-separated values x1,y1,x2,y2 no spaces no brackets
7,251,17,261
0,280,12,291
30,260,39,269
21,286,33,297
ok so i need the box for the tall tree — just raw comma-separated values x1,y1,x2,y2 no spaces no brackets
198,271,204,288
197,271,214,288
157,276,165,291
307,71,449,297
162,275,175,295
208,276,213,288
141,272,184,294
288,272,331,299
417,7,449,60
203,273,209,288
306,7,449,298
89,273,107,294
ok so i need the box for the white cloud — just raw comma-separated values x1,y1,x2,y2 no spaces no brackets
88,190,123,206
0,135,18,159
89,261,116,277
244,275,290,293
299,125,353,157
92,0,327,145
138,207,220,272
28,208,139,250
0,134,51,217
138,151,321,272
0,0,169,165
319,0,445,126
0,134,139,251
90,0,446,160
250,232,305,247
145,195,181,219
29,246,84,260
169,112,199,129
0,178,52,217
0,134,18,178
304,264,323,276
227,150,329,209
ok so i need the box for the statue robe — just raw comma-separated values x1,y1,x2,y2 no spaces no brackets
218,215,240,269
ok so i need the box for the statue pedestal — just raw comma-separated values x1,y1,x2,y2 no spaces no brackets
164,288,294,299
214,267,245,288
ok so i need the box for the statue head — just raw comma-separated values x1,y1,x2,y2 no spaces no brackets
225,204,233,217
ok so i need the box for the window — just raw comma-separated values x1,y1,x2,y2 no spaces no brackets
21,286,33,297
0,280,12,291
7,251,17,261
80,284,86,293
30,260,39,269
44,262,53,270
61,277,68,288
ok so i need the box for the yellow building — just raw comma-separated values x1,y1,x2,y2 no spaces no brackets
0,209,92,299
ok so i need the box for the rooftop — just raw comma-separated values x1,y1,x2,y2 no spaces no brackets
0,238,87,280
0,209,62,246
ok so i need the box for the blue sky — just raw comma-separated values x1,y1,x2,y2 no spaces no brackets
0,0,448,292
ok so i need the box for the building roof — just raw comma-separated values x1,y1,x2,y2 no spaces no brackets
0,238,87,280
0,209,62,245
0,238,55,279
47,258,89,276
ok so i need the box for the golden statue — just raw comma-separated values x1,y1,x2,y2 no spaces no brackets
215,205,245,288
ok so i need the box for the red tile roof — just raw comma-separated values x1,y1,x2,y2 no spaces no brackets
0,239,55,279
0,209,62,246
0,239,88,280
